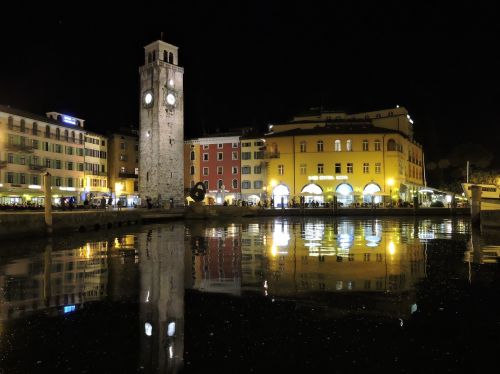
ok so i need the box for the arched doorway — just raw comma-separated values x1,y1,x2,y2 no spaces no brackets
335,183,353,207
247,194,260,205
301,183,323,205
363,183,382,204
272,184,289,208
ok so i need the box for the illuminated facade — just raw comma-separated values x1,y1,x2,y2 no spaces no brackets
108,130,139,206
239,136,266,204
83,131,109,200
0,106,85,204
265,107,425,207
183,141,200,200
185,134,241,205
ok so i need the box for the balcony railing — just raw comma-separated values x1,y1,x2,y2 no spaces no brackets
264,151,280,159
29,164,47,172
118,172,138,179
5,143,35,153
6,124,84,144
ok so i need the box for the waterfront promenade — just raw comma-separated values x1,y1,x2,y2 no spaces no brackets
0,206,470,238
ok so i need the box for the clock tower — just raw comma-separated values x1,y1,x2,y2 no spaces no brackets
139,40,184,207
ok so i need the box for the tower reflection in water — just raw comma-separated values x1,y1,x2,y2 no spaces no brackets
138,224,186,373
188,218,429,319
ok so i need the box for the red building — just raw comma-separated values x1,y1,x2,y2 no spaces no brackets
189,134,241,204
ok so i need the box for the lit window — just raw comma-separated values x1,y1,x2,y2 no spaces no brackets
335,140,341,152
317,141,324,152
363,163,369,173
278,164,284,175
346,139,352,151
374,140,381,151
300,141,306,152
317,164,324,174
232,151,238,160
300,164,306,175
347,163,353,173
203,167,209,176
375,163,381,174
217,166,223,174
362,140,369,151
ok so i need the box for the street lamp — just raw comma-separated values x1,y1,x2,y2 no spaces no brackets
387,178,394,208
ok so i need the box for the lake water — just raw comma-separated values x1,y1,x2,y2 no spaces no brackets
0,217,499,373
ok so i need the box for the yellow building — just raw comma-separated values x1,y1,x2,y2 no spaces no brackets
265,107,424,207
184,140,200,201
240,136,266,204
0,106,85,205
83,131,110,200
108,130,139,206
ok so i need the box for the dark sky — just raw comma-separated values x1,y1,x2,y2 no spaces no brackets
1,2,498,165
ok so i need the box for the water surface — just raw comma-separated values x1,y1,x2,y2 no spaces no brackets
0,217,499,372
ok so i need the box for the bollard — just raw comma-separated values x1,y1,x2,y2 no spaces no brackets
470,185,481,225
44,172,53,235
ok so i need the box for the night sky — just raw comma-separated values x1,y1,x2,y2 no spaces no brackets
1,2,498,166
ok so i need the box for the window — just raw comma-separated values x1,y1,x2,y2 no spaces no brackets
56,128,60,140
203,144,209,150
190,151,195,161
20,156,25,165
278,164,284,175
218,179,223,189
8,116,13,130
388,111,393,117
203,153,209,161
67,162,73,170
7,153,14,163
203,167,209,176
300,164,306,175
55,144,62,153
374,140,381,151
217,152,223,161
20,174,26,184
242,142,251,147
120,166,126,173
253,165,261,174
317,140,324,152
120,142,125,149
8,135,15,145
317,163,324,174
203,180,209,190
55,160,61,169
190,166,195,175
346,139,352,151
241,166,251,174
363,163,369,173
375,163,381,174
253,151,263,159
55,177,61,187
20,119,26,132
45,125,50,138
241,152,251,160
347,163,353,173
32,156,39,165
335,163,341,174
335,139,341,152
242,180,251,189
120,154,126,161
134,167,139,175
7,172,14,183
232,151,238,160
101,139,105,146
254,141,263,146
64,129,69,141
32,122,38,135
300,141,307,152
78,163,84,171
254,180,263,189
232,166,238,174
67,178,73,187
32,175,39,185
45,158,51,168
362,140,369,151
217,166,223,174
232,142,238,148
232,179,238,189
217,143,223,149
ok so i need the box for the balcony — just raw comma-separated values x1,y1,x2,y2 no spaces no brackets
29,164,47,172
264,151,280,159
5,143,35,153
119,172,138,179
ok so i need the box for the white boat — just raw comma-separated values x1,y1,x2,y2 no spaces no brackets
461,183,500,210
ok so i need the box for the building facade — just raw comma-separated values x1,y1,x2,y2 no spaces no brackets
264,107,425,207
0,106,86,205
83,131,109,201
139,40,184,207
187,135,241,205
184,141,200,196
108,131,139,206
239,136,266,205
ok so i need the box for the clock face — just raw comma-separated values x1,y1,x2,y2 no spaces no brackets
143,91,153,106
166,93,176,105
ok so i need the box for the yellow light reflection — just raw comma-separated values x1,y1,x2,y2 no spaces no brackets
388,241,396,255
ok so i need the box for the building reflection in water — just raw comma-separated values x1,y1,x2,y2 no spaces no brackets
0,239,109,321
138,224,186,373
187,218,435,319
